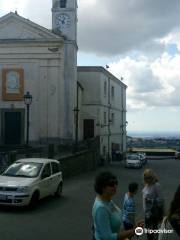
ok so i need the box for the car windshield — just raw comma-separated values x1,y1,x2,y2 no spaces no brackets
128,155,139,160
2,162,43,178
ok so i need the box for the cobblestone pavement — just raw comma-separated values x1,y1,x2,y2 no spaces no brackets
0,159,179,240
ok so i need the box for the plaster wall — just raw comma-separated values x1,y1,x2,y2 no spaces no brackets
0,42,71,143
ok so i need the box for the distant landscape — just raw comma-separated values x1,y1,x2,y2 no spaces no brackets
127,131,180,150
128,131,180,139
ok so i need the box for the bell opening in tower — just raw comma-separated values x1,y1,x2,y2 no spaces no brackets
60,0,67,8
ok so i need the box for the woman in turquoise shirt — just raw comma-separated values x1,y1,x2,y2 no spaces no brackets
92,172,137,240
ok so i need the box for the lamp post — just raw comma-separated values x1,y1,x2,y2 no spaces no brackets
24,91,32,146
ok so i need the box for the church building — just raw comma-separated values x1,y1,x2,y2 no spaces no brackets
0,0,127,163
0,0,77,145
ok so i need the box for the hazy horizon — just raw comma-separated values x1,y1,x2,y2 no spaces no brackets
128,130,180,138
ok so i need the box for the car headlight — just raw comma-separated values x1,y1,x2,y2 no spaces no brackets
16,186,29,193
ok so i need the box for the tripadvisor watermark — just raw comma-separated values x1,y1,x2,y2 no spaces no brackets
135,227,144,236
135,227,174,236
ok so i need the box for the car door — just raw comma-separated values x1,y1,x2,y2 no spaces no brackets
51,162,62,193
39,163,53,198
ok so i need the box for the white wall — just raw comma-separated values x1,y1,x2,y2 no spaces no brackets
78,71,101,104
0,41,71,143
78,67,127,162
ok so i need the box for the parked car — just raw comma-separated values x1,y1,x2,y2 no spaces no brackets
175,152,180,160
125,154,142,168
0,158,63,207
138,152,147,165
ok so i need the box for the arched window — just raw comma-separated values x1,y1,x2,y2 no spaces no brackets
60,0,67,8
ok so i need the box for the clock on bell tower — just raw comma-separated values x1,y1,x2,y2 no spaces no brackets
52,0,77,41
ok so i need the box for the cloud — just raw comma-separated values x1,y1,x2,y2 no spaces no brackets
160,28,180,53
78,0,180,56
0,0,51,29
109,53,180,110
0,0,27,16
1,0,180,58
22,0,51,28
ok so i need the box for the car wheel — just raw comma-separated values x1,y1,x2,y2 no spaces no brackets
29,191,39,209
55,182,63,197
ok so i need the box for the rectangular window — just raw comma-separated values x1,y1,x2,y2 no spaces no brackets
111,113,114,125
104,112,107,125
51,162,60,174
42,163,51,178
60,0,67,8
104,81,107,96
103,146,106,156
111,86,114,99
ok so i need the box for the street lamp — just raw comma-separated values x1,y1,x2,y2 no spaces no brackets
24,91,32,146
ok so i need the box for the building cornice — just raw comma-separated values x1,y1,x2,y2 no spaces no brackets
78,66,127,88
0,38,64,47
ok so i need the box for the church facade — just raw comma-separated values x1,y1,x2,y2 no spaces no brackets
0,0,77,145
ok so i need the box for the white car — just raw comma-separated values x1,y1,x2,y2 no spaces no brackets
0,158,63,207
125,154,142,168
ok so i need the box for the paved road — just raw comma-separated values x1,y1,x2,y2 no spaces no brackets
0,159,179,240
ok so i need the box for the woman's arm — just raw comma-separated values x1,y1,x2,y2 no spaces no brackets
118,221,144,240
155,183,163,200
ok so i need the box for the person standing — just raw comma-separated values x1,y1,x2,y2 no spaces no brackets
92,171,138,240
142,169,164,240
158,185,180,240
123,182,139,231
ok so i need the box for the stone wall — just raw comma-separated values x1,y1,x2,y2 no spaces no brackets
59,150,99,178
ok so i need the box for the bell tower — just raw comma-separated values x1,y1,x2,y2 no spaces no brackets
52,0,78,140
52,0,77,41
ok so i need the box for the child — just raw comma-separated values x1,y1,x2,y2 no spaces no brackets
123,182,139,230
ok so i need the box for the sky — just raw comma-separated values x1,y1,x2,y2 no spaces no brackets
1,0,180,133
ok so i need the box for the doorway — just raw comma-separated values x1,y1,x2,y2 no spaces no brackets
1,110,24,145
111,143,121,162
83,119,94,140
